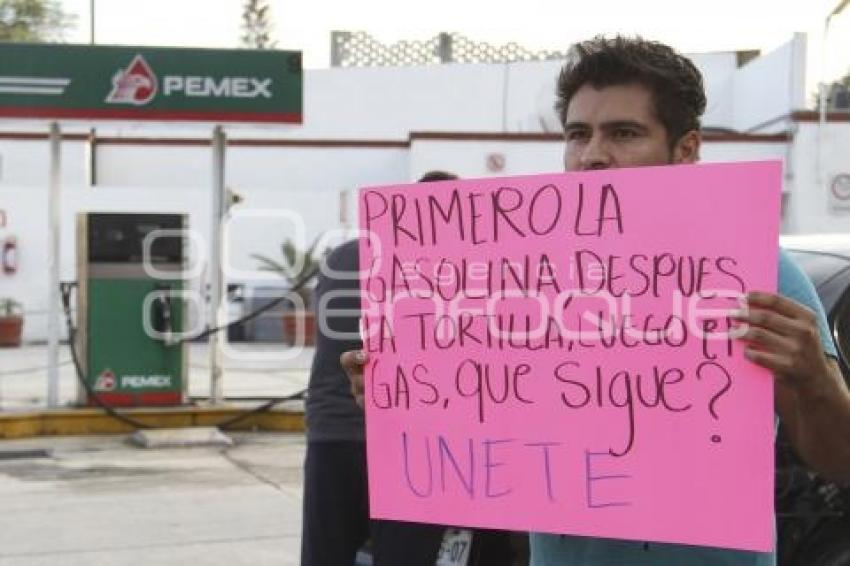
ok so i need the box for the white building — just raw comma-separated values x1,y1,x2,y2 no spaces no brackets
0,34,848,341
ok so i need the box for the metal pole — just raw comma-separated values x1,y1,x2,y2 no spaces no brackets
90,0,95,44
209,126,226,404
819,1,850,184
89,1,98,187
818,19,829,185
47,122,61,408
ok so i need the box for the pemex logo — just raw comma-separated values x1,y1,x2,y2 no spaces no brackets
105,54,158,105
94,368,117,391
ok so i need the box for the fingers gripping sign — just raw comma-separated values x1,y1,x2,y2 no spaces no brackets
732,290,850,481
732,291,831,394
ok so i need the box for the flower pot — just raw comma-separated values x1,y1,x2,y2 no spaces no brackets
282,311,316,346
0,315,23,347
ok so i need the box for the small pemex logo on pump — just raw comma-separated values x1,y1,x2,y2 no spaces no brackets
105,55,158,106
94,368,117,391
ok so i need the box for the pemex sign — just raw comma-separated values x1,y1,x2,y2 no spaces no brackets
0,43,302,123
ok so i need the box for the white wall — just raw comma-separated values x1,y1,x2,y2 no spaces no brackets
409,137,791,180
297,64,506,138
0,139,88,186
732,34,807,132
700,141,789,166
97,143,409,192
784,121,850,234
410,138,563,180
501,61,562,133
693,52,739,128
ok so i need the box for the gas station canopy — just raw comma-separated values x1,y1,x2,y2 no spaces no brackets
0,43,302,124
0,43,303,408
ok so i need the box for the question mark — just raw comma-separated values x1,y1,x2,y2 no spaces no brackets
696,361,733,444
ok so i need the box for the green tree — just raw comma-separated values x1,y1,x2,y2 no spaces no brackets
0,0,74,42
813,71,850,111
240,0,276,49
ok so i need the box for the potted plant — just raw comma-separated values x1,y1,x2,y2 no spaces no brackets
252,236,326,346
0,298,23,347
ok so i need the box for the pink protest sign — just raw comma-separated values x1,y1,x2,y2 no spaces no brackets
357,160,782,552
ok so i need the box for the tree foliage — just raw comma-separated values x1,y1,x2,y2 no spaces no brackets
240,0,276,49
0,0,74,42
813,71,850,111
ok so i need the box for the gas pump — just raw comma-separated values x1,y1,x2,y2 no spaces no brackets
76,213,188,406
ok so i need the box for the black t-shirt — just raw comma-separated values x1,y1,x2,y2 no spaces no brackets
305,239,365,441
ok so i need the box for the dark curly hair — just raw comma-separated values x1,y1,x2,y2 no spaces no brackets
418,170,458,182
555,36,707,148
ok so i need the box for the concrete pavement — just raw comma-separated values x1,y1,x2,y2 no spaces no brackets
0,343,312,564
0,432,306,565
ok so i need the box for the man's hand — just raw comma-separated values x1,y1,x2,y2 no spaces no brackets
733,291,832,395
733,291,850,481
340,349,367,408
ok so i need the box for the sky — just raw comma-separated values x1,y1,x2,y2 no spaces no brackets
60,0,850,81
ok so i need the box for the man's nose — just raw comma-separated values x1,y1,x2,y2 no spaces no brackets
579,136,612,170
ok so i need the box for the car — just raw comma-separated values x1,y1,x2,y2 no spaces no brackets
778,236,850,566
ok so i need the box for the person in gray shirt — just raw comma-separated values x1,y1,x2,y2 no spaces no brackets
301,171,456,566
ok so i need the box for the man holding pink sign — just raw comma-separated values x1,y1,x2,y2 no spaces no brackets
343,36,850,565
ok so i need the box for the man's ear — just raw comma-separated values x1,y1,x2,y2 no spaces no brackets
672,130,701,164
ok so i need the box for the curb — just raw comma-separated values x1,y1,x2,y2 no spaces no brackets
0,406,306,439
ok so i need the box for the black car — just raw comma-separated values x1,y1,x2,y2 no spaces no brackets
777,243,850,566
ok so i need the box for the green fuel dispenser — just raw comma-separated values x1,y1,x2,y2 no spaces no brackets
76,213,188,406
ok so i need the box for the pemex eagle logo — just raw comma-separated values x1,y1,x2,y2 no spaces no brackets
105,55,158,105
94,368,117,391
